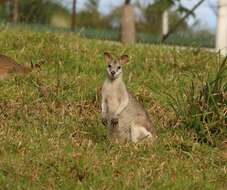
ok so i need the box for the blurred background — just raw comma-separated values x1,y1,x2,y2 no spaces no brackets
0,0,226,52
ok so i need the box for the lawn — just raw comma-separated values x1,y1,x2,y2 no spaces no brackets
0,27,226,189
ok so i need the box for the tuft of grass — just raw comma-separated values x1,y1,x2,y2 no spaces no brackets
168,55,227,145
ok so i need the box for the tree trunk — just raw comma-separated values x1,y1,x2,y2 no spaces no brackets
12,0,19,23
162,10,169,36
216,0,227,55
121,3,135,43
71,0,77,31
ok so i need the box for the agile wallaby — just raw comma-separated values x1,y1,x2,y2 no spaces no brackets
0,54,40,80
101,52,156,143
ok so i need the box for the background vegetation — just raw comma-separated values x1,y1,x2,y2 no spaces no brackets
0,27,226,189
0,0,215,47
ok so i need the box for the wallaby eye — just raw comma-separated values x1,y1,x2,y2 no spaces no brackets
118,66,121,70
108,64,111,68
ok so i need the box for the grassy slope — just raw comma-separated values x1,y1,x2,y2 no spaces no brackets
0,27,226,189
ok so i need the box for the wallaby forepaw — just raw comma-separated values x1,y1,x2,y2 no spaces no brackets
111,117,119,127
102,117,108,126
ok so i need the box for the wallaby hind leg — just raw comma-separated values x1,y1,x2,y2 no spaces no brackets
130,125,152,143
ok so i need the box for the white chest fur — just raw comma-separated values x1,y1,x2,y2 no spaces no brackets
102,79,125,115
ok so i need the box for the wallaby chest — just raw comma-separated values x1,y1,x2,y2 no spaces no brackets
102,80,126,114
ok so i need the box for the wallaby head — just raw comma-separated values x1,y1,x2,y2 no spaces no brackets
104,52,129,80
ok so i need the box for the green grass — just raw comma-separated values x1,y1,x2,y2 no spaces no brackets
168,56,227,145
0,27,226,189
2,22,215,48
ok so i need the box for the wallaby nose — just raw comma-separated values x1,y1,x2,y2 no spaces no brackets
111,71,115,75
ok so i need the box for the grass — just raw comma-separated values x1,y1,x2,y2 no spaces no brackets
1,22,215,48
0,26,226,189
168,55,227,145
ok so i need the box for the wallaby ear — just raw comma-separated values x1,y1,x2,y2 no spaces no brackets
104,52,112,63
31,61,41,70
120,54,129,65
34,64,41,70
31,61,34,69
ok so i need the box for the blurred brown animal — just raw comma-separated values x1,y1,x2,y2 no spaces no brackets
0,54,40,80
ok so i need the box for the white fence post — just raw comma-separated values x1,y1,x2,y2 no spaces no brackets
162,10,169,36
216,0,227,55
